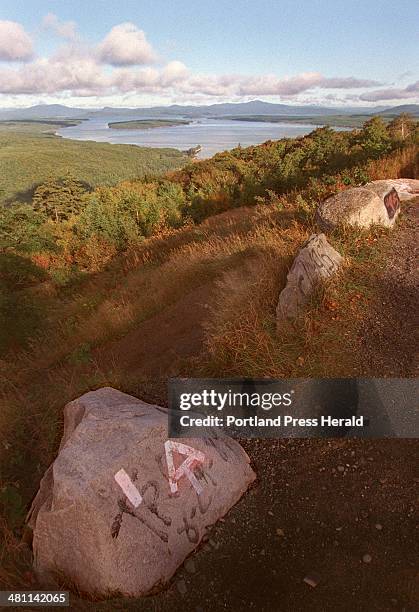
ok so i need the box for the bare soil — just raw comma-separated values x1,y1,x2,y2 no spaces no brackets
358,198,418,376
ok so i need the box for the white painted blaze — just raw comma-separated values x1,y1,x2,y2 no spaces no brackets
114,468,143,508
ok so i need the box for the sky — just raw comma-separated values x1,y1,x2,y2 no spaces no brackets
0,0,418,108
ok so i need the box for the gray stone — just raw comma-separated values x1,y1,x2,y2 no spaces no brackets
27,388,255,597
365,179,419,202
276,233,343,323
316,186,399,231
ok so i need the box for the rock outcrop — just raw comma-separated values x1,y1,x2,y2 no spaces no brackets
276,233,343,323
27,388,255,597
316,186,400,231
365,178,419,202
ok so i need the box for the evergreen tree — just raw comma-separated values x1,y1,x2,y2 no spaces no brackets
33,173,87,222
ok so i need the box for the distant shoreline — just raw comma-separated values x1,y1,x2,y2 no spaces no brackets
108,119,191,130
217,115,368,128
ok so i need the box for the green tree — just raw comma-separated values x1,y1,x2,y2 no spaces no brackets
0,204,52,253
358,117,391,158
33,173,87,222
76,189,140,248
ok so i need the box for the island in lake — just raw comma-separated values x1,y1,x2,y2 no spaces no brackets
108,119,191,130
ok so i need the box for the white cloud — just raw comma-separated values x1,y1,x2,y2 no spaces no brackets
0,60,397,100
180,74,239,96
111,66,161,92
321,77,381,89
0,18,415,107
238,72,323,96
0,20,33,61
236,73,381,97
359,80,419,101
161,61,189,85
42,13,78,40
97,22,157,66
0,57,109,94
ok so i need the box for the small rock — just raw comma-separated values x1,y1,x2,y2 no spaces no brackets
375,523,383,530
276,528,285,537
303,573,321,588
337,465,345,473
276,233,343,323
177,579,187,595
362,554,372,564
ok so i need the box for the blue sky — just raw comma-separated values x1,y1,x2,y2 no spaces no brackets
0,0,418,107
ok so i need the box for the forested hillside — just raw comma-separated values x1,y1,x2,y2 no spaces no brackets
0,121,187,204
1,115,417,290
0,115,416,361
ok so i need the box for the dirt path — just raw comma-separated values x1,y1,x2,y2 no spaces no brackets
94,283,213,378
358,197,418,376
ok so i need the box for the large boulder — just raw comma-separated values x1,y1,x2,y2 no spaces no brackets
365,178,419,202
276,233,343,323
27,388,255,597
316,186,400,231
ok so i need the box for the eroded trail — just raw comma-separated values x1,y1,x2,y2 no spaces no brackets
95,283,213,378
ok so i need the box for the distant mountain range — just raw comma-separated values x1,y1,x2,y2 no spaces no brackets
0,100,418,120
375,104,419,117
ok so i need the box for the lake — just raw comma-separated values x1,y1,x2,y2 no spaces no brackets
57,116,326,158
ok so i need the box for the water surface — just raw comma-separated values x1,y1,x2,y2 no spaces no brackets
58,116,325,158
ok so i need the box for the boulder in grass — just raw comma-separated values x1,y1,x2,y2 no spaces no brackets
27,387,255,597
316,186,399,231
276,233,343,323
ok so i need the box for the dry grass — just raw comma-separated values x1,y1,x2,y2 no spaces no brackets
195,222,396,379
366,145,418,180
